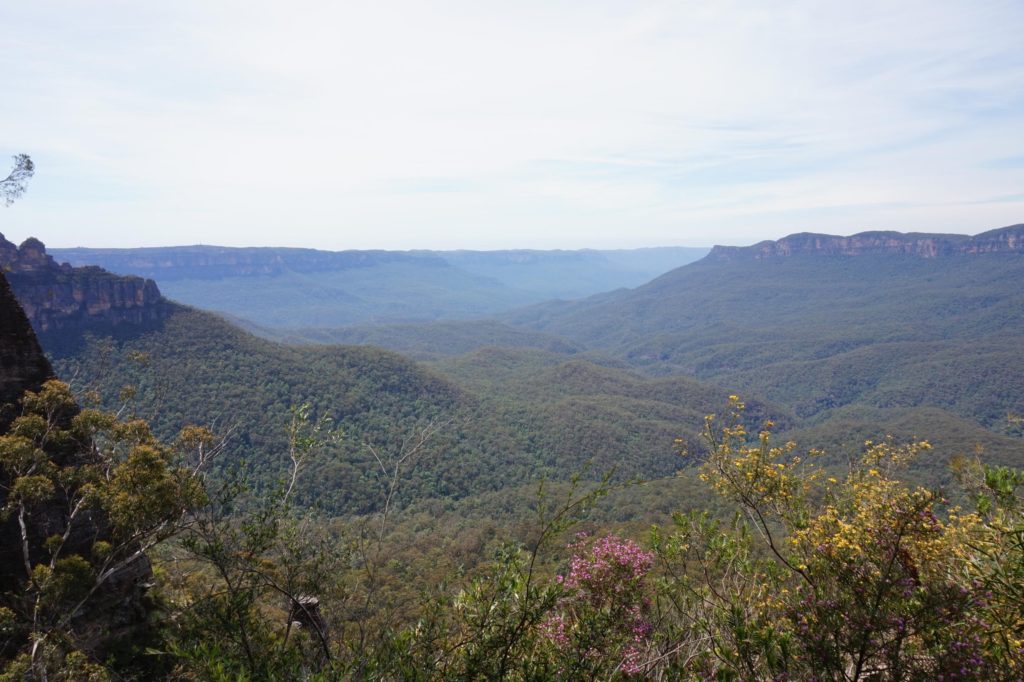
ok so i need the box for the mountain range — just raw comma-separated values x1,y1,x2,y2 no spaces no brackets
49,244,709,328
4,225,1022,515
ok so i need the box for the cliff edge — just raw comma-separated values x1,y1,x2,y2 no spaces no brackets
708,223,1024,260
0,233,168,334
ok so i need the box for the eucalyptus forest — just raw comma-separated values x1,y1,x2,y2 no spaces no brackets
1,218,1023,680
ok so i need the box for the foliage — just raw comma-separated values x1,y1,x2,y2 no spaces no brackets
158,403,346,680
953,455,1024,671
647,396,1024,679
383,473,615,681
0,154,33,207
0,381,209,678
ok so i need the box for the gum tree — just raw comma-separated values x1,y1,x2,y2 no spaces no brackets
0,155,34,207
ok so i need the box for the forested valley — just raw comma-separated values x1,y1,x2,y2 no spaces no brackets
1,227,1023,679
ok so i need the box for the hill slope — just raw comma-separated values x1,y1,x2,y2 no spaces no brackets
41,303,770,515
503,225,1024,430
260,319,583,361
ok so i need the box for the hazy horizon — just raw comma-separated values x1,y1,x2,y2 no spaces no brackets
9,223,1023,254
14,222,1023,254
5,233,716,252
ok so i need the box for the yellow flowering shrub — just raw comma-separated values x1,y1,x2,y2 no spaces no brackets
658,397,1023,679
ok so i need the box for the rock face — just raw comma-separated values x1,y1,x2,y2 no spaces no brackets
0,272,54,426
708,224,1024,260
0,233,167,334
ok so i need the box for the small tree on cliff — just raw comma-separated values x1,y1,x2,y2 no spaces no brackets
1,155,34,207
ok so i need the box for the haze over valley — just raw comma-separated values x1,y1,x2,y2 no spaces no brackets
50,244,709,328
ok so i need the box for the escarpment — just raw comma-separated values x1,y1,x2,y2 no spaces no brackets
708,223,1024,260
48,243,450,280
0,233,168,336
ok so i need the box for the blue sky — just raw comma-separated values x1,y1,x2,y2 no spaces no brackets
2,0,1023,249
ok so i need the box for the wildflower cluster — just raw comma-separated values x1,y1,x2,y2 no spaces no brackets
543,534,655,677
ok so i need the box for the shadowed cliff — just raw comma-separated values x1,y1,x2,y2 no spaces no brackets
0,233,168,338
0,272,54,426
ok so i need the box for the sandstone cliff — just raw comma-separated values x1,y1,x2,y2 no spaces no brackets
708,223,1024,260
0,233,168,334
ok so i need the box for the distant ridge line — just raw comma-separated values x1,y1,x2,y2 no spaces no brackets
708,223,1024,260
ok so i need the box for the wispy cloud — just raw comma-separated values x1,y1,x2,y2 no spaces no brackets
985,156,1024,170
1,0,1023,248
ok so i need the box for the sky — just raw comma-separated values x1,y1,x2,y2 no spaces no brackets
2,0,1023,250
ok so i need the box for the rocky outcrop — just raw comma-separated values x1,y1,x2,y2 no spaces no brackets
708,224,1024,260
0,233,168,334
963,224,1024,253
